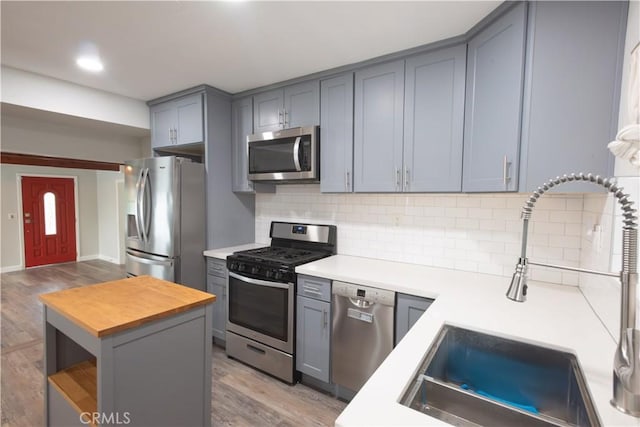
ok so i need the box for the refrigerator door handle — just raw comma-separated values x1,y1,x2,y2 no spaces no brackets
126,250,174,267
135,167,145,242
142,168,152,241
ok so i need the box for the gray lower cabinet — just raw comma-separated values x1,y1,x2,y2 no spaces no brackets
462,2,527,192
403,45,466,192
253,80,320,133
395,293,434,346
296,275,331,383
354,60,405,192
207,258,227,342
320,73,354,193
518,1,627,192
149,93,204,150
231,97,254,193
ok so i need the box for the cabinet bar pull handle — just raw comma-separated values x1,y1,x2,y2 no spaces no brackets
278,110,283,127
396,168,401,191
169,128,172,143
503,155,512,189
405,168,410,190
284,109,289,127
345,171,350,191
246,344,266,354
323,310,328,329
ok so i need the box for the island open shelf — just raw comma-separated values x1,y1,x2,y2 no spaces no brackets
40,276,215,427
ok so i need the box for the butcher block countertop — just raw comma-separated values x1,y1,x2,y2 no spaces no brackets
39,275,215,337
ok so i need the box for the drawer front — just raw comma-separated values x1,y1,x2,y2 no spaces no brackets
297,275,331,302
207,274,226,287
207,258,227,278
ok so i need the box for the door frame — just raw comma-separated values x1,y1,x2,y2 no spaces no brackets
16,173,80,269
116,179,125,265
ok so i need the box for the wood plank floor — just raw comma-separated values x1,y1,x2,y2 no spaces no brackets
1,260,346,427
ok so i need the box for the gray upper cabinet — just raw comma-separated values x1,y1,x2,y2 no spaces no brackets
150,93,204,149
354,60,405,192
231,97,254,192
403,45,466,192
462,3,527,192
253,89,284,133
253,80,319,133
320,73,354,193
150,102,175,148
285,81,320,128
518,1,627,192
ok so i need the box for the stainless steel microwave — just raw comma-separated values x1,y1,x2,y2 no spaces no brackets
247,125,319,183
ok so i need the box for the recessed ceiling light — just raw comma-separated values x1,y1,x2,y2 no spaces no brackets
76,41,104,73
76,55,104,72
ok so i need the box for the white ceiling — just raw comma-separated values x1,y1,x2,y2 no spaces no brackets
1,1,500,102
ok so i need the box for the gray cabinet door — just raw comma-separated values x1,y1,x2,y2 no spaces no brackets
175,93,204,145
519,1,626,192
253,89,284,133
284,80,320,128
207,275,227,342
354,60,405,192
296,295,330,383
395,293,433,346
231,97,254,192
320,73,354,193
404,45,466,192
462,3,527,192
150,102,175,149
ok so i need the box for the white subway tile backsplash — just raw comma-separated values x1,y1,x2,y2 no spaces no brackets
255,186,598,286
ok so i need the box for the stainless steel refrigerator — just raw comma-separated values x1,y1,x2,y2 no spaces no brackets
124,156,205,290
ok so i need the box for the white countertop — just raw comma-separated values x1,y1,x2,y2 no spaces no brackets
203,242,264,260
296,255,639,427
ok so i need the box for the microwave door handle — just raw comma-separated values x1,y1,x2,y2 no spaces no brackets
293,136,302,172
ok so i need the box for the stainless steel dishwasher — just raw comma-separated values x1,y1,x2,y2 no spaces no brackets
331,281,396,392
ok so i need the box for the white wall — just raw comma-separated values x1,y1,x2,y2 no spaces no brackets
96,170,124,264
614,0,640,178
0,164,99,271
1,109,133,271
1,112,146,164
1,66,149,130
256,185,584,285
580,1,640,340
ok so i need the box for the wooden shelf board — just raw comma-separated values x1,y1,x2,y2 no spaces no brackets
48,359,98,421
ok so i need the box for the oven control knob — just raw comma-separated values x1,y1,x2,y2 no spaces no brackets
274,271,283,280
251,266,259,275
238,264,246,272
265,269,273,278
230,262,238,271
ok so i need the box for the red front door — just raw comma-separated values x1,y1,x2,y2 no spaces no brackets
21,176,77,268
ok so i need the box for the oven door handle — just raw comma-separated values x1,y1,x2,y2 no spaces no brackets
229,272,292,289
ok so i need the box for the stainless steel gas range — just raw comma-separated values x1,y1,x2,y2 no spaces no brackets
225,221,337,383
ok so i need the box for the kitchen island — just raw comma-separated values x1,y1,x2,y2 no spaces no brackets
39,275,215,427
297,255,640,427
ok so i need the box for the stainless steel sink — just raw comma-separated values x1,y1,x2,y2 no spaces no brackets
401,325,601,426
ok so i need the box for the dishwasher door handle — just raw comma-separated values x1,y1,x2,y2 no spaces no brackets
347,307,374,323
